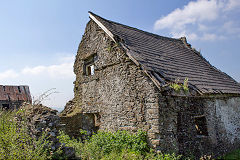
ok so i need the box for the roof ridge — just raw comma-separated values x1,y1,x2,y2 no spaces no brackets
88,11,181,43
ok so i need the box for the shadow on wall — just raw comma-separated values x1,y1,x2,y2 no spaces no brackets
60,113,100,138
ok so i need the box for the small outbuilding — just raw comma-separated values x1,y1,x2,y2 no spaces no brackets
0,85,32,109
66,12,240,158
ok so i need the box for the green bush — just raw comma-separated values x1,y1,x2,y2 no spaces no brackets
86,130,148,155
101,149,143,160
58,129,182,160
57,130,82,158
145,150,182,160
220,148,240,160
0,110,51,160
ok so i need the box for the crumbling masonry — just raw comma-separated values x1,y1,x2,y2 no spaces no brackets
62,12,240,158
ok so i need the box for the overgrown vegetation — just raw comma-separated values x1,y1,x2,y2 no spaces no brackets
0,109,51,160
1,108,238,159
221,148,240,160
169,77,189,93
58,130,182,160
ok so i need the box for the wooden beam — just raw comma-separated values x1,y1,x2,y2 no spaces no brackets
89,13,116,43
144,70,162,91
120,43,163,91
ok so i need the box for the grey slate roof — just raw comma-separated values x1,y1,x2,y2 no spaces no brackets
89,12,240,95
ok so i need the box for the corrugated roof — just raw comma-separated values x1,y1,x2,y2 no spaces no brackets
0,85,32,102
89,12,240,95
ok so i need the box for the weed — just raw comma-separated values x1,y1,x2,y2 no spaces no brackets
33,88,59,105
0,110,51,160
169,77,189,93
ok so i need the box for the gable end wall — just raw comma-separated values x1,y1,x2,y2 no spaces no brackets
72,19,240,158
74,20,163,147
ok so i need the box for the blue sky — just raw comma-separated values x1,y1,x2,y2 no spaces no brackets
0,0,239,110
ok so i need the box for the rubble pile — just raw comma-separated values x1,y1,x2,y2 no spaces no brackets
60,100,82,117
60,100,75,116
18,103,75,158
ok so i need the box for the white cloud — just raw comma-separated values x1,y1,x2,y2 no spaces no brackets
201,33,226,41
188,33,198,41
171,31,198,41
0,70,19,81
154,0,240,41
171,32,225,41
201,33,217,41
224,0,240,11
222,21,240,35
198,24,209,32
22,59,74,78
154,0,219,30
58,55,75,63
0,55,74,83
48,62,74,78
22,66,46,75
0,55,75,110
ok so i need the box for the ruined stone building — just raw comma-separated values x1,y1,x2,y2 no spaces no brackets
66,12,240,157
0,85,32,109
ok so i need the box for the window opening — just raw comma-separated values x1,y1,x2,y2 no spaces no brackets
23,86,27,94
7,94,11,101
83,54,97,76
2,104,9,109
90,65,95,75
194,115,208,136
3,86,5,92
18,86,21,93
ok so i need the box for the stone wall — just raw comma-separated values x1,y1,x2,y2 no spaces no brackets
156,95,209,156
158,95,240,158
60,113,98,138
204,97,240,156
70,19,240,158
19,103,75,158
73,20,161,147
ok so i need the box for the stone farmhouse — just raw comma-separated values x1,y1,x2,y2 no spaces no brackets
67,12,240,157
0,85,32,109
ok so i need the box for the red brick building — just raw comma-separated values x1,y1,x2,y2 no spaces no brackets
0,85,32,109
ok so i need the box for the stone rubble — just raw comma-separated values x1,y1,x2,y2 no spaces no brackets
17,103,75,159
